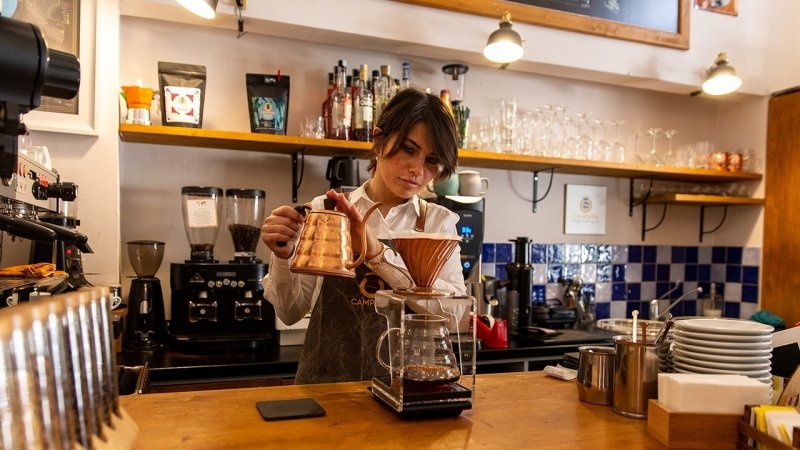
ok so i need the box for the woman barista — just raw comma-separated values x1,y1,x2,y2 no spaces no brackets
260,88,466,384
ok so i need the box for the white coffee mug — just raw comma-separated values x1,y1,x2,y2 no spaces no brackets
458,170,489,197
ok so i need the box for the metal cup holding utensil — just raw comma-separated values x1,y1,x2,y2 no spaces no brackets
577,346,615,405
612,335,659,419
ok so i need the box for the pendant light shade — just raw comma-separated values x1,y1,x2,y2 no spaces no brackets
176,0,218,19
483,12,524,64
701,52,742,96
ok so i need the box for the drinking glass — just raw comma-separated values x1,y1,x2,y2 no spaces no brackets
611,120,626,163
644,127,663,166
593,119,611,161
662,129,678,166
576,112,593,160
501,97,517,153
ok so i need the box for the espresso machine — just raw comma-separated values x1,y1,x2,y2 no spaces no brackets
169,187,275,350
433,195,484,281
123,240,168,350
371,232,477,418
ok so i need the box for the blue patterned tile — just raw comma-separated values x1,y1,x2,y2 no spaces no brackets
724,302,740,318
685,246,699,264
596,264,612,283
642,264,656,282
712,246,726,264
582,245,598,263
548,265,563,283
595,302,610,320
657,264,670,281
532,285,546,302
726,265,741,283
496,243,513,263
494,264,508,280
531,244,547,263
698,264,711,281
596,283,611,302
580,264,597,283
612,264,626,282
598,245,612,264
563,264,580,280
684,264,698,282
643,246,657,263
612,283,627,300
671,246,686,263
565,244,582,264
532,264,547,285
582,284,596,303
727,247,743,264
742,285,759,303
628,245,642,263
743,266,759,285
548,244,565,263
482,243,495,263
627,283,641,301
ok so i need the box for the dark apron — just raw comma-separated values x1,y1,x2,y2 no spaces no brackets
294,263,391,384
294,199,428,385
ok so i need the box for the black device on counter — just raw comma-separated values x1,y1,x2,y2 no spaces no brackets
169,261,275,350
256,398,326,421
506,237,533,333
30,212,93,292
326,156,361,189
432,195,484,281
0,16,80,180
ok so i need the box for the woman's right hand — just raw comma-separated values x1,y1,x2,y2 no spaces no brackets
260,205,306,259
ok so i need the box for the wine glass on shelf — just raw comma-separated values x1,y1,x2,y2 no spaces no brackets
662,129,678,166
611,120,626,163
644,127,663,166
594,119,612,161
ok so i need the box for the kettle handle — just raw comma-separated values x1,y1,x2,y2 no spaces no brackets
347,202,382,270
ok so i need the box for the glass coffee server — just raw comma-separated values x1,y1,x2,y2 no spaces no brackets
370,231,477,418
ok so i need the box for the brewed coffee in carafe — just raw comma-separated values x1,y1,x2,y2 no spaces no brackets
225,188,265,262
181,186,222,262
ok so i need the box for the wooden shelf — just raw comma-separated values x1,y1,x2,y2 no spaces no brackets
645,194,765,206
119,124,763,183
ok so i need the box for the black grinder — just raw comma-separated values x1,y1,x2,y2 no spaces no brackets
505,237,532,333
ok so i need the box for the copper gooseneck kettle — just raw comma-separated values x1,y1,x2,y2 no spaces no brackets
289,201,382,278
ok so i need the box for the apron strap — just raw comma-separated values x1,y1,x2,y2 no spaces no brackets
415,198,428,232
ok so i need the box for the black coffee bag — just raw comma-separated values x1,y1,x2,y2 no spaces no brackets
246,73,290,134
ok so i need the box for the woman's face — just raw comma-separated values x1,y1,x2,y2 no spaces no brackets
372,122,441,204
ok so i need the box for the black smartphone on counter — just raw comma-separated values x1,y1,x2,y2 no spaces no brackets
256,398,326,421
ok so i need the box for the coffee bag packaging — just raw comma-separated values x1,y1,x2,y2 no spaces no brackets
246,73,290,134
158,61,207,128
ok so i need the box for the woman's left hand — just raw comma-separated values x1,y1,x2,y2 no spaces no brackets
325,189,382,259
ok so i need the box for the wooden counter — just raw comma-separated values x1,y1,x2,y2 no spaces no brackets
120,371,666,449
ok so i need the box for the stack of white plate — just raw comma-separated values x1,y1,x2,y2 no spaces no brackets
671,318,773,384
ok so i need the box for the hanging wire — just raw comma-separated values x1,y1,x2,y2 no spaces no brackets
235,0,247,38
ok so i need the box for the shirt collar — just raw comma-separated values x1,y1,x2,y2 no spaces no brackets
351,180,423,216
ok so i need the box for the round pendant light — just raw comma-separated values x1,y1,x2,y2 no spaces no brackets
483,12,524,65
176,0,218,19
701,52,742,96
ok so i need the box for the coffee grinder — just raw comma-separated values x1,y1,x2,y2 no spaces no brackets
371,232,476,418
169,187,275,350
506,237,533,334
123,240,168,350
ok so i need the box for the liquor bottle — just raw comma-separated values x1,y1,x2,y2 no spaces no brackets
372,69,387,125
440,89,455,117
328,65,352,140
321,70,334,138
380,65,397,103
353,64,374,142
401,62,411,90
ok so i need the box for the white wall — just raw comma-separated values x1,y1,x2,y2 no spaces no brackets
18,0,799,305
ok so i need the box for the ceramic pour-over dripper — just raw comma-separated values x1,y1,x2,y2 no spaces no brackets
390,231,461,296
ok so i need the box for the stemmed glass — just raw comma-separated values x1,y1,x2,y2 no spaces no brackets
662,129,678,166
594,119,612,161
644,127,663,166
611,120,626,163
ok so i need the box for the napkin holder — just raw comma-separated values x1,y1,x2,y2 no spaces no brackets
647,400,740,449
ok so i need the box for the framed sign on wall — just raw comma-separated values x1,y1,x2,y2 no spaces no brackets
564,184,607,235
395,0,690,50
